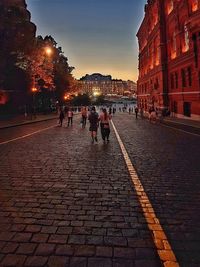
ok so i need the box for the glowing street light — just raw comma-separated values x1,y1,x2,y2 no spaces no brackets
31,87,37,93
45,47,52,56
31,87,38,119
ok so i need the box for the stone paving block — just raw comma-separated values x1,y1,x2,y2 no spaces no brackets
0,241,6,250
135,259,162,267
135,248,157,260
55,245,74,256
104,236,127,246
1,242,19,254
88,257,112,267
72,227,91,235
57,226,73,234
48,234,68,244
12,233,32,243
114,247,135,259
69,257,87,267
68,235,86,245
16,243,37,255
11,224,26,232
86,235,104,245
31,233,49,243
41,226,57,234
25,225,42,233
35,243,56,256
1,254,27,267
107,228,122,237
74,245,95,256
0,232,15,242
96,246,113,257
24,256,48,267
47,255,69,267
112,258,134,267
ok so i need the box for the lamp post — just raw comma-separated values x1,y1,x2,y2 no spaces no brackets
31,87,38,119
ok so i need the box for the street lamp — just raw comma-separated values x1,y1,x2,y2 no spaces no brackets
31,87,38,119
45,47,52,56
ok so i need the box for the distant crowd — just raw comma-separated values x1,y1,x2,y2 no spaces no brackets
58,104,170,143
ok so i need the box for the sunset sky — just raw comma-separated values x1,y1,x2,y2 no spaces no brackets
26,0,146,81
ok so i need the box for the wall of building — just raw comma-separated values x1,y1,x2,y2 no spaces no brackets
137,0,200,120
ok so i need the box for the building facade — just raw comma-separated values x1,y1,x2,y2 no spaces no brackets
78,73,136,97
0,0,36,110
137,0,200,120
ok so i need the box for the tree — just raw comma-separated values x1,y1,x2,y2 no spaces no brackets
71,94,91,106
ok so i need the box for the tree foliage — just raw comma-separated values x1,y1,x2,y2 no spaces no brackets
71,94,91,106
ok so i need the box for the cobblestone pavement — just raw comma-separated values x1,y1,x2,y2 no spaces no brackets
0,113,199,266
113,114,200,267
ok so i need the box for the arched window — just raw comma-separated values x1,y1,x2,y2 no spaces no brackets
171,32,177,59
191,0,198,12
183,23,189,52
167,0,174,14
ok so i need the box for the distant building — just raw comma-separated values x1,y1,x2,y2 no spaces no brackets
137,0,200,120
78,73,136,97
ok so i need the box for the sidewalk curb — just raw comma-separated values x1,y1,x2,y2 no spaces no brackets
0,113,81,130
0,116,57,130
161,119,200,135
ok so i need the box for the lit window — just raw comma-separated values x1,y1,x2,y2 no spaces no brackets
191,0,198,12
171,32,177,59
167,0,174,14
182,23,190,52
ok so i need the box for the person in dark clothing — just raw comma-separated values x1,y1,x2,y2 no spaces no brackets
134,106,139,119
59,108,65,126
88,106,99,143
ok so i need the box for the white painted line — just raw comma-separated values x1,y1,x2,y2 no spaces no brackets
111,120,180,267
0,125,55,146
161,123,200,137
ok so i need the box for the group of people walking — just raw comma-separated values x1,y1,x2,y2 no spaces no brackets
58,106,112,144
59,107,73,127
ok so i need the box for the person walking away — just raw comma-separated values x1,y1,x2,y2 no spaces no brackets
134,106,139,119
149,107,156,123
109,106,112,116
67,108,73,126
59,108,65,126
88,106,99,143
81,106,87,128
100,108,111,143
128,107,131,115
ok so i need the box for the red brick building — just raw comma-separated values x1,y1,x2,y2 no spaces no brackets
137,0,200,120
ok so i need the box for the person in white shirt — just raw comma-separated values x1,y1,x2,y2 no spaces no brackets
67,108,73,126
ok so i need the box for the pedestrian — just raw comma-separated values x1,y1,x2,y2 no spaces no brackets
109,106,112,115
88,106,99,144
128,107,131,114
81,106,87,128
99,108,111,143
134,106,139,119
59,107,65,127
149,107,156,123
67,108,73,126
